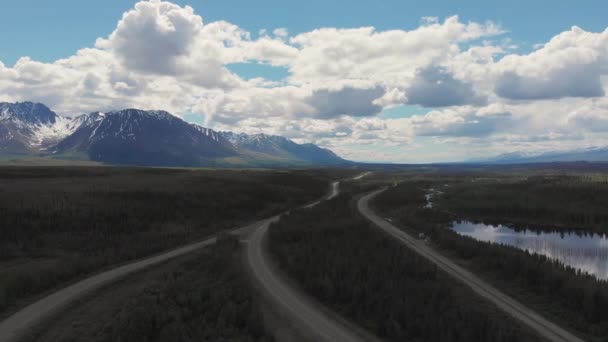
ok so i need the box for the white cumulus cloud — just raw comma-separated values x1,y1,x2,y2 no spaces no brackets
1,1,608,162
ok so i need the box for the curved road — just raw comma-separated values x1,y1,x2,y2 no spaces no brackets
246,176,376,342
0,215,287,342
0,176,366,342
301,181,339,209
359,189,585,342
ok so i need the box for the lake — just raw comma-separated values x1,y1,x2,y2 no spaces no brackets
451,221,608,280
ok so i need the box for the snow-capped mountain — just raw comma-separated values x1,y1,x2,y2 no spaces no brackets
221,132,299,155
54,109,237,166
0,102,78,154
0,101,56,125
220,131,347,165
0,102,348,167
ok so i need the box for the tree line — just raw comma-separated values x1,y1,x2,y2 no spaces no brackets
437,174,608,234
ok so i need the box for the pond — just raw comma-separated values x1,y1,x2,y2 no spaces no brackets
451,221,608,280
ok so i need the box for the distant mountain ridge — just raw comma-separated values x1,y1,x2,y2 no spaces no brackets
0,102,348,167
472,147,608,164
220,131,345,165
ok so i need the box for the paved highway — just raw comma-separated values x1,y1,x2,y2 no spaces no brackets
358,188,585,342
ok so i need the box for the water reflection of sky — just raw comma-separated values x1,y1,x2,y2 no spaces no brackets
451,221,608,280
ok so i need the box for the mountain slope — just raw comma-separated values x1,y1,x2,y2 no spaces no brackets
0,102,76,155
54,109,237,166
220,132,347,165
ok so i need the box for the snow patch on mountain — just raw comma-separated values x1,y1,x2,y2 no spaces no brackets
191,124,222,142
0,107,11,121
30,116,79,148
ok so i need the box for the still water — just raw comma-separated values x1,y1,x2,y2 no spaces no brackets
451,221,608,280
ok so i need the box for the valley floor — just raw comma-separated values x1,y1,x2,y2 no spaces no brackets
1,166,606,342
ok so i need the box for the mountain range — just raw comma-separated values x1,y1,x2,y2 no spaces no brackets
470,148,608,164
0,102,348,167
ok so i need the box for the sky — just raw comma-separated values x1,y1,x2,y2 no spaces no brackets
1,0,607,163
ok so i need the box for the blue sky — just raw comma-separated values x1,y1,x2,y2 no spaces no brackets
1,0,607,163
1,0,606,66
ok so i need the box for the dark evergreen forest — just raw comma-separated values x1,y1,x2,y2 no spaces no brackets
28,235,273,342
0,166,335,315
269,188,538,342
